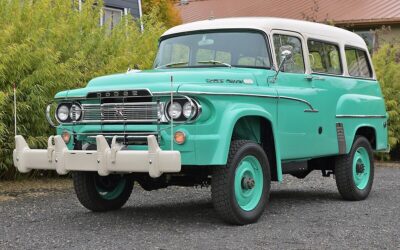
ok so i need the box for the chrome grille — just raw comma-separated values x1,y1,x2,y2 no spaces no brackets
81,102,160,123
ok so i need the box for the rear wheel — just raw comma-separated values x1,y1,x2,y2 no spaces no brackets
72,172,133,212
335,136,374,201
212,140,271,225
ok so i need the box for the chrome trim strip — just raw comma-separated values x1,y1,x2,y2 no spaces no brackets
304,109,319,113
77,132,158,136
153,91,178,96
46,104,58,128
83,102,158,107
336,115,386,118
81,120,158,124
87,135,151,139
279,96,315,110
176,91,317,111
176,90,277,99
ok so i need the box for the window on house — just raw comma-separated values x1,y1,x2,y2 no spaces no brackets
355,31,376,53
102,7,123,30
307,40,342,75
273,34,305,73
345,47,373,78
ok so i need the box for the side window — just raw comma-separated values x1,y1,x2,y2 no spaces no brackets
273,34,305,73
345,47,372,78
307,40,342,75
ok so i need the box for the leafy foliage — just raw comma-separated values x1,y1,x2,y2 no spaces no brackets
0,0,167,179
372,43,400,150
142,0,182,27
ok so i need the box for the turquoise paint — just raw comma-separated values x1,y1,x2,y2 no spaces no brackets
275,72,387,159
233,117,261,143
234,155,264,211
95,179,126,200
53,58,386,183
352,147,370,189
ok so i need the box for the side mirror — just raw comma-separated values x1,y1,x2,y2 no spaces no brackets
278,45,293,71
269,46,293,83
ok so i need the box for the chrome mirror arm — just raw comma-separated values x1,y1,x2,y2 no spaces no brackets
270,50,292,83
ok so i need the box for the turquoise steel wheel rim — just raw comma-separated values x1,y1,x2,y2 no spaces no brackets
352,147,371,190
234,155,264,211
95,177,126,200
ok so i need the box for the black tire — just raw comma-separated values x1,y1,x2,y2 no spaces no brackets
211,140,271,225
72,172,133,212
335,136,374,201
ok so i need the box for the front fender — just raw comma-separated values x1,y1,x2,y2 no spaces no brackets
215,103,282,181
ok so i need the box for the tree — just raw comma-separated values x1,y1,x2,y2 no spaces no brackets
142,0,182,28
372,43,400,157
0,0,167,179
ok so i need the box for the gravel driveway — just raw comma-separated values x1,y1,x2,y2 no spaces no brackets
1,166,399,249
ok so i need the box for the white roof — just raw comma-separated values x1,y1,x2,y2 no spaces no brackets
162,17,367,49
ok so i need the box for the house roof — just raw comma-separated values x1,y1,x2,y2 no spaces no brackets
176,0,400,26
162,17,367,48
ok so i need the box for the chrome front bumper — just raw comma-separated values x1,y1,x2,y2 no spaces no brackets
13,135,181,178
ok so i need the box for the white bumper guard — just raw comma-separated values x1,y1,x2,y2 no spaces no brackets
13,135,181,178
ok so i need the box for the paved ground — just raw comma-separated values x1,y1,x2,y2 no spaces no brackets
1,166,399,250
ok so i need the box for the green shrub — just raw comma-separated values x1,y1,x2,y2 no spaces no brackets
373,43,400,152
0,0,166,179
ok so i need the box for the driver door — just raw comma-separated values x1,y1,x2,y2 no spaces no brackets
272,30,324,160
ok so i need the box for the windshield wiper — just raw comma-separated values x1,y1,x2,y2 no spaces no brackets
155,61,189,69
197,60,232,68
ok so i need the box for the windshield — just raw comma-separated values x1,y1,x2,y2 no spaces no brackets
154,31,271,69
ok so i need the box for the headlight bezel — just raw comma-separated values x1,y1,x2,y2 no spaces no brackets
55,102,83,123
165,97,201,122
70,103,82,121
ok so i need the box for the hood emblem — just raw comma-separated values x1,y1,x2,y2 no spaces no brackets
243,79,254,84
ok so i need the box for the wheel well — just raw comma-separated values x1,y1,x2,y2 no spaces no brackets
232,116,278,181
355,126,376,149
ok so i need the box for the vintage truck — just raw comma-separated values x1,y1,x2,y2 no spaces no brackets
13,17,388,225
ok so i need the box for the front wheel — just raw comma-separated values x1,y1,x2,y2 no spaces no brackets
335,136,374,201
72,172,133,212
211,140,271,225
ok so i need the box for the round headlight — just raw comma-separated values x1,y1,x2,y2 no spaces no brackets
168,102,182,119
70,104,82,121
183,102,196,118
57,105,70,121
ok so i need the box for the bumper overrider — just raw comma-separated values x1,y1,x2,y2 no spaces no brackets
13,135,181,178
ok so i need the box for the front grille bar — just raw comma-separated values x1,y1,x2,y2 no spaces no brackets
80,102,161,123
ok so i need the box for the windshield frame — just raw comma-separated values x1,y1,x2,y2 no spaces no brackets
154,29,273,70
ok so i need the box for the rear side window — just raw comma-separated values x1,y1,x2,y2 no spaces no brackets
345,47,372,78
308,40,342,75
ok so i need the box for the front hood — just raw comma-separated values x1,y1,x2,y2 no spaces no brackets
55,68,267,99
